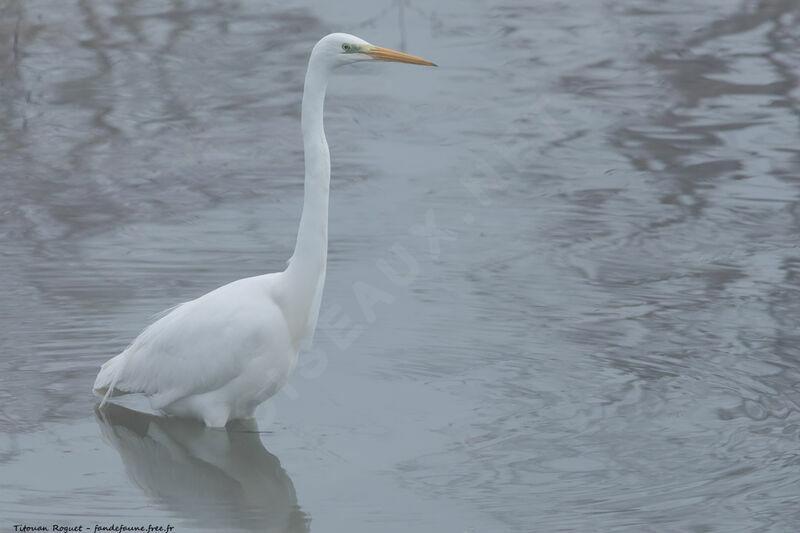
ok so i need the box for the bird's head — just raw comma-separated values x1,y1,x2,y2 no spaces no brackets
311,33,436,69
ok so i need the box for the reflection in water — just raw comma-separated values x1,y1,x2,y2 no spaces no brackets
95,404,309,533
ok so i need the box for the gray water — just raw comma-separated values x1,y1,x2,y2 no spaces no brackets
1,0,799,531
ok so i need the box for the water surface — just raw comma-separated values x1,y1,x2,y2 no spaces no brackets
1,0,799,531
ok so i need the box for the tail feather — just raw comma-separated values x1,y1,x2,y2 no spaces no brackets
93,352,129,407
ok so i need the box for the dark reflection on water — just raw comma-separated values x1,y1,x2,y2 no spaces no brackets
95,404,309,533
1,0,800,531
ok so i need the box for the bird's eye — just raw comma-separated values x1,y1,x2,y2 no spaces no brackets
342,44,351,52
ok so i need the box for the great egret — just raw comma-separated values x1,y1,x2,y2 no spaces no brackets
93,33,436,427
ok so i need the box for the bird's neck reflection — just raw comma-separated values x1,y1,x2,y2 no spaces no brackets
95,404,309,532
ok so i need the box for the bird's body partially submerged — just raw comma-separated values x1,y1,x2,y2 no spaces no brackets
93,33,435,427
94,274,296,426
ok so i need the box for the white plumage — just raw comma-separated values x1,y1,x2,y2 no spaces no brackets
95,274,296,426
93,33,435,427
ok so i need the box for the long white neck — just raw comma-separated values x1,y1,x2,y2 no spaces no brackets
280,52,331,347
292,53,330,274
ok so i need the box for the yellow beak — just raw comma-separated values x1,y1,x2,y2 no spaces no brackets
364,45,437,67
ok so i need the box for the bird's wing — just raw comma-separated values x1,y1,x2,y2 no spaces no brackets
111,276,282,408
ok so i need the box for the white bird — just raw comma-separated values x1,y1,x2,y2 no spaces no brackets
93,33,436,427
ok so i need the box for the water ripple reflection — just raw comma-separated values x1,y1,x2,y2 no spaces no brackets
95,404,309,533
